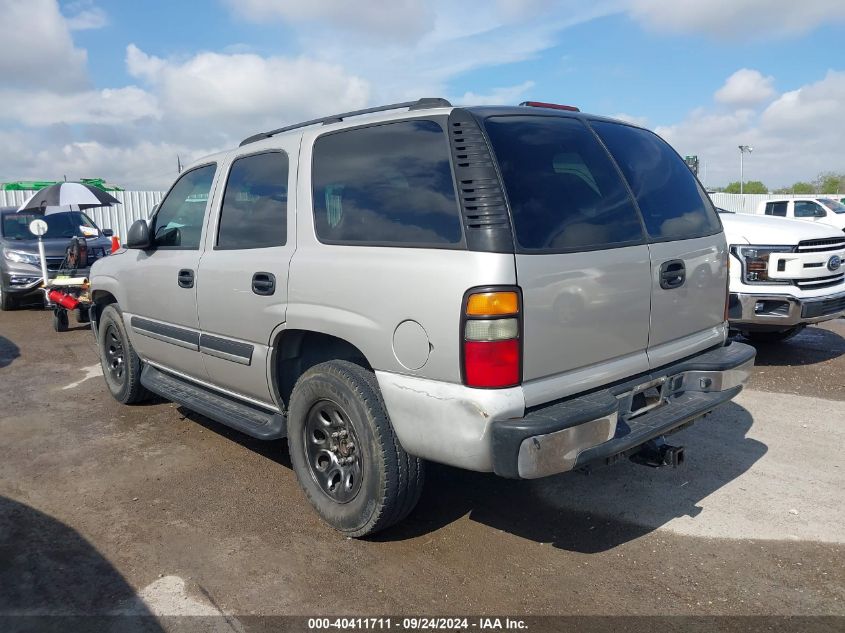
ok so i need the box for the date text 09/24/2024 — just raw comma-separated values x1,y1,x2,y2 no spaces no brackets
308,618,528,630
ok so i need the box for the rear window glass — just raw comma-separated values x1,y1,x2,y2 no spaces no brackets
765,201,788,217
311,119,462,246
484,115,645,252
820,198,845,214
591,121,721,240
217,151,288,249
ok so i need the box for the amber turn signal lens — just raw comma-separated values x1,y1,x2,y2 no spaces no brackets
466,291,519,316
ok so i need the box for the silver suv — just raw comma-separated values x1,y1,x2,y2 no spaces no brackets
90,98,756,536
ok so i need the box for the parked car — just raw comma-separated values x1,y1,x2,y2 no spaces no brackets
756,197,845,232
0,208,113,310
89,98,755,536
718,208,845,342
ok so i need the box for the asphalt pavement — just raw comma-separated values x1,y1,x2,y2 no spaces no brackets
0,308,842,628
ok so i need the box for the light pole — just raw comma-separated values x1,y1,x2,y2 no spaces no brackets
738,145,753,194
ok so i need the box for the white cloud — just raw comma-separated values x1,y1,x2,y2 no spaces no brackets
714,69,776,107
655,71,845,189
627,0,845,38
455,81,536,105
0,0,89,91
612,112,649,127
125,45,370,136
0,128,215,190
225,0,435,42
0,86,159,126
63,1,108,30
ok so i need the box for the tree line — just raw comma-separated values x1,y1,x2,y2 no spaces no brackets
710,171,845,195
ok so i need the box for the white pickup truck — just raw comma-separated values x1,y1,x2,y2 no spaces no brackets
719,209,845,342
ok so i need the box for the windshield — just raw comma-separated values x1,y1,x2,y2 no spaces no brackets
819,198,845,214
1,212,98,240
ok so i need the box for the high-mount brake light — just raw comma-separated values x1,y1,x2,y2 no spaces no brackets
519,101,580,112
461,288,522,389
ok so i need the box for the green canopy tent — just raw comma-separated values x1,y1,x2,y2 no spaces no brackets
1,178,124,192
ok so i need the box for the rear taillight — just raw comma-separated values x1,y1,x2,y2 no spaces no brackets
461,288,522,388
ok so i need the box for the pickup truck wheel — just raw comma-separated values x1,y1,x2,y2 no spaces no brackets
742,326,804,343
288,360,424,537
97,305,149,404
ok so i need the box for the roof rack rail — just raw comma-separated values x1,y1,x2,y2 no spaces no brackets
239,97,452,146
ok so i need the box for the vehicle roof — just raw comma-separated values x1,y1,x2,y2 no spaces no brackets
463,105,647,130
184,103,646,172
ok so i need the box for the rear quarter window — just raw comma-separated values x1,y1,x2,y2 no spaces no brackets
311,119,463,247
591,121,721,241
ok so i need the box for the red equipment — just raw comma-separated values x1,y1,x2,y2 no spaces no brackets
47,290,80,310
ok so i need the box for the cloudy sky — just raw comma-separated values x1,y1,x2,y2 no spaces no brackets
1,0,844,190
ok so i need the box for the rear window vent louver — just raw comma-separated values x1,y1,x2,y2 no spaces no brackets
448,111,514,253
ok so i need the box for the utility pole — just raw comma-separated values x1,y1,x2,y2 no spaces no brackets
738,145,753,194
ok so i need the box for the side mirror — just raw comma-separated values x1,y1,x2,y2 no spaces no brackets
102,228,114,237
126,219,152,249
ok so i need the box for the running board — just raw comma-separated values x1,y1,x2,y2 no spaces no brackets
140,365,287,440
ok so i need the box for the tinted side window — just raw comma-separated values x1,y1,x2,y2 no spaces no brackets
153,164,216,249
591,121,721,240
765,202,787,217
794,201,824,218
312,120,462,246
218,152,288,249
484,115,644,251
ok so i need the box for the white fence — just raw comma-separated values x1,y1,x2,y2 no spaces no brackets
710,192,845,215
1,190,164,239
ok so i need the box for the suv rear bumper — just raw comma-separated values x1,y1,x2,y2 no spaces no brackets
376,342,755,478
728,290,845,329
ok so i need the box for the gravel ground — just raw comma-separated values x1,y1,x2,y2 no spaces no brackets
0,309,843,629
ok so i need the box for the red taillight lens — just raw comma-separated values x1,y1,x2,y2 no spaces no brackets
462,287,522,389
464,339,520,388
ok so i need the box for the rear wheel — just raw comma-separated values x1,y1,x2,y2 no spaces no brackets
97,304,149,404
0,286,16,311
288,360,424,537
742,326,804,343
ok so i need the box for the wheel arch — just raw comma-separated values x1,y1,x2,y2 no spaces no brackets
272,328,373,408
90,289,118,336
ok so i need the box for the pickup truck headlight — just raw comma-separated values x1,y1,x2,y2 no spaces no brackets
731,245,792,284
3,249,41,265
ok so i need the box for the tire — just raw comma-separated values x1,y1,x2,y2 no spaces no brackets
0,286,16,311
53,309,68,332
97,304,149,404
287,360,424,537
742,326,804,343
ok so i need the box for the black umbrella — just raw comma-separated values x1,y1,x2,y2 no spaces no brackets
17,182,120,212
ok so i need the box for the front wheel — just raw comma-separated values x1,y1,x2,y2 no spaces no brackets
97,304,149,404
287,361,424,537
742,326,804,343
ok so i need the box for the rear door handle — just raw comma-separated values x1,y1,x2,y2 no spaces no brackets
252,272,276,296
177,269,194,289
659,260,686,290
